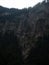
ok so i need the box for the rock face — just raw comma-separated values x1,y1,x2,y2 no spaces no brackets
0,1,49,65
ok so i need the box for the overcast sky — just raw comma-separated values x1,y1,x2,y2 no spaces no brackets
0,0,43,9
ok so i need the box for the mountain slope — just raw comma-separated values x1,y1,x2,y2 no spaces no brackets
0,1,49,65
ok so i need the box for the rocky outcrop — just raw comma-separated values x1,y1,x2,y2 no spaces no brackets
0,1,49,65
